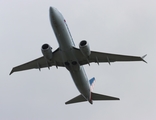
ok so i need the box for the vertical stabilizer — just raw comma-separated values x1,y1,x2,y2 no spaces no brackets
89,77,95,91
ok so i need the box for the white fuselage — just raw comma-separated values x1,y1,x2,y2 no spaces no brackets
49,7,92,103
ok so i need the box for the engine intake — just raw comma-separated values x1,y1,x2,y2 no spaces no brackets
80,40,87,46
79,40,91,57
41,44,53,60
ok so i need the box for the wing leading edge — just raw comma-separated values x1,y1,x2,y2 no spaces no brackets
73,47,147,65
10,48,64,75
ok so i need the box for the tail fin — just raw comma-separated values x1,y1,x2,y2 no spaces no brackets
89,77,95,86
91,92,120,101
65,94,87,104
89,77,96,91
65,77,119,105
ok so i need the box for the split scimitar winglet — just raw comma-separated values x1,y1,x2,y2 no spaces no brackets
141,54,147,63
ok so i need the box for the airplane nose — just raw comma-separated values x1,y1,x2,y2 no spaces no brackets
49,6,56,24
49,6,54,15
49,6,57,19
49,6,60,27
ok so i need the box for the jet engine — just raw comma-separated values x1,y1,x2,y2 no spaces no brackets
79,40,91,57
41,44,53,60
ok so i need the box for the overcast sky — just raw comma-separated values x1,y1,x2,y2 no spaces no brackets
1,0,156,120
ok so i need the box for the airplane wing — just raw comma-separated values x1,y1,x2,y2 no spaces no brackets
73,47,146,65
10,48,64,75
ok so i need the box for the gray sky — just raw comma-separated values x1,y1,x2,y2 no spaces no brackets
1,0,156,120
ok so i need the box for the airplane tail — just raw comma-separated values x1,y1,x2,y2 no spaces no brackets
65,77,119,105
65,92,119,105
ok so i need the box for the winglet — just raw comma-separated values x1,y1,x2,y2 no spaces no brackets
9,68,14,75
141,54,147,63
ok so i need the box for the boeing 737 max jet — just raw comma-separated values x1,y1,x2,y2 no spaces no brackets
10,7,146,104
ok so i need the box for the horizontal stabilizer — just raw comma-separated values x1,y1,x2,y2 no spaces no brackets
91,92,120,100
65,94,86,104
141,54,147,63
65,93,119,105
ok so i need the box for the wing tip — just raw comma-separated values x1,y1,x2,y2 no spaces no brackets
116,98,120,100
9,69,14,75
141,54,147,63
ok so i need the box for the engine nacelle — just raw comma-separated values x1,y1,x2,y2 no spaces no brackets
79,40,91,57
41,44,53,60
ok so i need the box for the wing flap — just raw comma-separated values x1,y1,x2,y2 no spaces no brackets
73,47,145,65
10,48,64,75
90,51,144,63
10,57,46,75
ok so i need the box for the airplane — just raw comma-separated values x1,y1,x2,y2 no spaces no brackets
10,7,146,105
